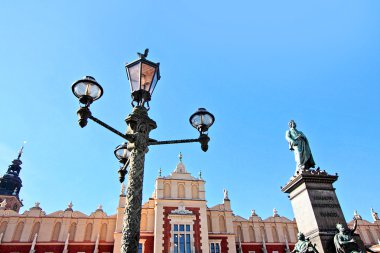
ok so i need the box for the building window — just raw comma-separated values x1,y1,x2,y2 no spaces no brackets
207,215,213,232
13,222,24,241
249,226,255,242
51,222,61,241
219,215,226,233
100,223,107,241
84,223,93,241
191,185,199,199
138,243,143,253
69,223,77,241
29,222,41,242
173,224,192,253
210,242,221,253
164,183,171,198
271,226,279,242
237,225,244,242
0,221,8,235
178,184,185,198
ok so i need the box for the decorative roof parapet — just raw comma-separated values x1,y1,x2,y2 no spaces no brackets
171,203,193,215
31,202,42,210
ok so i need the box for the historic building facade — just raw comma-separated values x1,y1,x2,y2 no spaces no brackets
0,150,379,253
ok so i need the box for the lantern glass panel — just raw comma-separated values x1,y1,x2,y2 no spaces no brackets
127,63,141,92
150,70,159,95
73,81,102,100
189,108,215,133
116,147,130,160
191,115,202,128
201,114,213,126
141,63,156,93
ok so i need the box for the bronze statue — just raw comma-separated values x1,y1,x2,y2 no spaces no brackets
286,120,315,173
334,220,363,253
291,232,319,253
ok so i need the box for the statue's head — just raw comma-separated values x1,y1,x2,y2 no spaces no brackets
288,120,296,129
297,232,305,240
336,223,345,233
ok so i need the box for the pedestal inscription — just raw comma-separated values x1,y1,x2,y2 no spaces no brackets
282,170,346,253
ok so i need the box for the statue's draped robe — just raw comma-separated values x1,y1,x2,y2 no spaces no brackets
294,240,310,253
334,233,362,253
286,128,315,170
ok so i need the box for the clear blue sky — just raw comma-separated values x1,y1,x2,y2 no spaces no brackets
0,1,379,222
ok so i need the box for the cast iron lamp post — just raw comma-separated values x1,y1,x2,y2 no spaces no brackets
71,49,215,253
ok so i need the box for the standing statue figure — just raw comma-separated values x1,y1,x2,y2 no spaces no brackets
291,232,319,253
371,208,379,221
223,189,229,200
334,220,363,253
286,120,315,173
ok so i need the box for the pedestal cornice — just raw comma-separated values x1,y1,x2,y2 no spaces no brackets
281,169,338,194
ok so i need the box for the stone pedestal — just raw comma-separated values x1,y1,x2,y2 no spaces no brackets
281,170,365,253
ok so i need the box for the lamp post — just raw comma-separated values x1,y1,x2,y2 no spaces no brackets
71,49,215,253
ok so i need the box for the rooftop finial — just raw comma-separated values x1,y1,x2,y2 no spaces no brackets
354,210,362,220
371,208,379,221
159,168,162,177
199,170,202,179
179,152,183,162
65,201,73,211
273,208,279,217
120,183,126,196
223,189,229,200
17,141,26,160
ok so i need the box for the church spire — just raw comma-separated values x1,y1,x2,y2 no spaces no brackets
17,141,26,160
0,143,25,197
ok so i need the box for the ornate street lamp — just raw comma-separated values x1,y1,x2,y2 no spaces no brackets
114,142,130,183
125,49,160,108
72,76,103,105
71,49,215,253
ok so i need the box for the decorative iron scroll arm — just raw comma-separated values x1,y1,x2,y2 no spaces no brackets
148,134,210,152
149,138,199,145
89,115,133,141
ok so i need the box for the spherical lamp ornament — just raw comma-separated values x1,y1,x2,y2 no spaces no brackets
72,76,103,106
125,49,160,108
189,108,215,134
